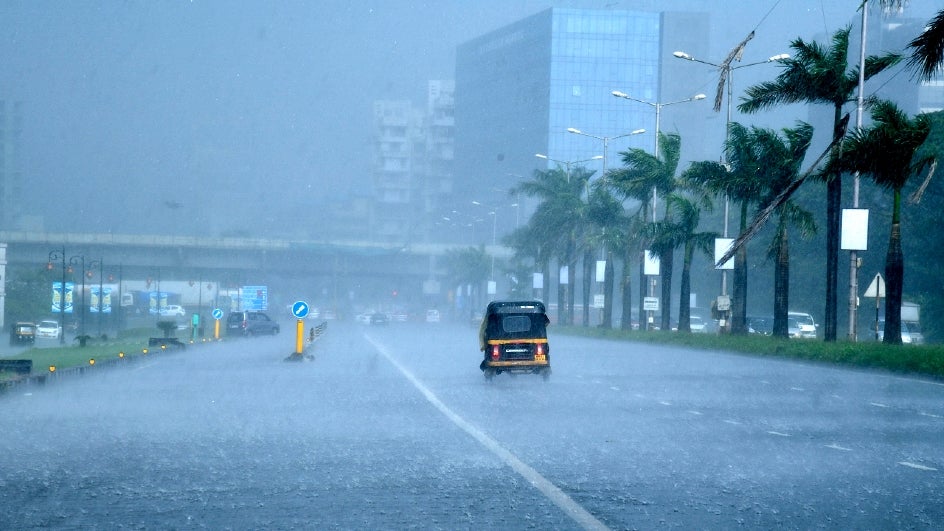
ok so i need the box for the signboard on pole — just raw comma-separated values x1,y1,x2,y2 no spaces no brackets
51,282,75,314
644,251,660,276
841,209,869,251
714,238,735,270
241,285,268,311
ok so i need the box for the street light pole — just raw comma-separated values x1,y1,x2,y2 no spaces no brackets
47,247,67,344
69,255,86,336
672,49,789,327
611,92,705,331
610,92,706,219
88,259,102,337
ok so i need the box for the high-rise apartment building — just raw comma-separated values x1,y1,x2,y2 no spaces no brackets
0,101,24,230
371,81,455,244
453,8,710,242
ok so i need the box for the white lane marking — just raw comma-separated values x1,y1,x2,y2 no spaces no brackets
658,401,672,406
825,444,852,451
609,386,620,392
899,461,938,471
870,402,889,408
365,336,609,531
687,410,702,416
919,412,943,419
767,431,791,437
789,387,805,392
723,419,741,425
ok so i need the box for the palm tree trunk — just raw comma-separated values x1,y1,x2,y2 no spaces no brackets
582,248,592,327
678,242,693,333
639,252,648,330
731,201,749,334
567,254,577,326
824,105,844,342
773,221,790,338
620,250,633,330
884,189,904,344
603,251,614,329
660,249,674,332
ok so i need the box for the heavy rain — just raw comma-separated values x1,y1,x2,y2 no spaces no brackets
2,1,944,528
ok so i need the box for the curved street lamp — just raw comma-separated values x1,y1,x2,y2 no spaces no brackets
46,247,67,344
671,49,789,307
535,153,603,183
69,255,87,336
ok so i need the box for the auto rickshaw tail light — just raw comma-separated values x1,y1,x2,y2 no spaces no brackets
535,343,545,357
490,345,500,361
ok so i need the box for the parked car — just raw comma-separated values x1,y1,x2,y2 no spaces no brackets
35,320,62,339
788,311,817,339
747,316,773,336
876,319,914,344
226,311,280,336
159,304,186,317
10,322,36,346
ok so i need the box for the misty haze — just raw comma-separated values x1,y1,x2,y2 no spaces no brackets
2,1,944,528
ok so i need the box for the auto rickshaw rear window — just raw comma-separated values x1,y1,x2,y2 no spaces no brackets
503,315,531,333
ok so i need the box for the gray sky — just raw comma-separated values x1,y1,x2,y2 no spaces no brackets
1,0,938,237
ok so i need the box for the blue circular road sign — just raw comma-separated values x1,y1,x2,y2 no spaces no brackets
212,308,223,320
292,301,310,319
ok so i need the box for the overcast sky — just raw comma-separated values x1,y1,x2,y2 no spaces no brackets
1,0,938,237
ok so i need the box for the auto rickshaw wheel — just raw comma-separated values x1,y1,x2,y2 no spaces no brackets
483,368,496,380
541,368,551,381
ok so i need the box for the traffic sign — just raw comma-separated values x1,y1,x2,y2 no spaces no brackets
644,297,659,311
212,308,223,320
863,273,885,298
292,301,310,319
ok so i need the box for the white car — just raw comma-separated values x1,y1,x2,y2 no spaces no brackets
426,309,441,323
35,320,62,339
159,305,186,317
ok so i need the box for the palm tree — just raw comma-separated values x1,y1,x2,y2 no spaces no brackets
739,26,901,341
586,181,626,328
608,131,682,331
512,165,595,325
831,100,934,344
906,9,944,80
659,192,717,333
682,123,771,334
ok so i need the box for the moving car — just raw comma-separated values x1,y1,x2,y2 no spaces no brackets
10,322,36,346
369,312,389,325
35,320,62,339
159,304,186,317
226,311,280,336
478,300,551,381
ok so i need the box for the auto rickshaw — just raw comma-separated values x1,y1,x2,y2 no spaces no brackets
478,300,550,381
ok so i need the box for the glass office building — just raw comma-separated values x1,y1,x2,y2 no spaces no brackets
453,8,709,238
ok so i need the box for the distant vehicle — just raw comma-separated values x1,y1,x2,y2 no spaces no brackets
788,311,817,339
10,322,36,346
159,305,186,317
479,300,551,381
747,316,773,336
689,315,708,333
369,312,389,325
35,320,62,339
425,309,441,323
226,311,280,336
876,319,914,344
787,317,803,339
355,313,372,325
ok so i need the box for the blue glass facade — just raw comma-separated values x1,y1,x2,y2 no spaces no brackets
454,8,705,226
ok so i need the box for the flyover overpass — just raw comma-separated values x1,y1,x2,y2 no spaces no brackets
0,230,512,328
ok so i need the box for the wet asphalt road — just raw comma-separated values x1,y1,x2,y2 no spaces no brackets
1,320,942,529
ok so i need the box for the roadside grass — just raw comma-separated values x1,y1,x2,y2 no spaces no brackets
0,327,204,383
556,326,944,380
